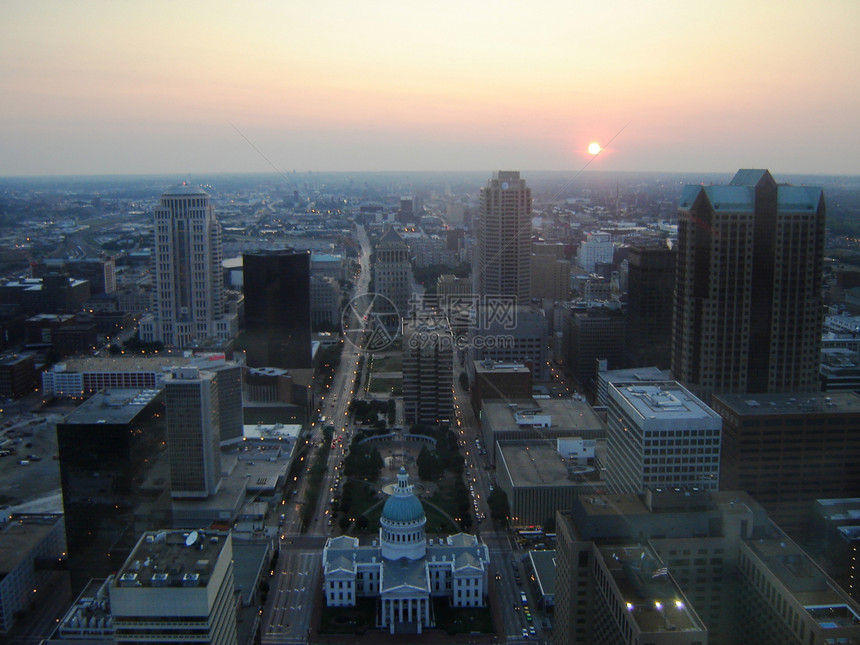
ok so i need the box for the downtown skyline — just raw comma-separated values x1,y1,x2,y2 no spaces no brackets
1,0,859,177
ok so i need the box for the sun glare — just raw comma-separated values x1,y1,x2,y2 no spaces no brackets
588,142,602,155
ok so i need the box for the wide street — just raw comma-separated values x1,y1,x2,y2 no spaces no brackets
261,226,547,644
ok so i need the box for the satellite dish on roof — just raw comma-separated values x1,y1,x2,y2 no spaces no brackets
185,530,198,547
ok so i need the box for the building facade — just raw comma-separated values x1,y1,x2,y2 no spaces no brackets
605,381,721,495
140,185,237,348
672,169,825,399
403,321,454,426
243,249,312,369
625,245,675,370
111,530,238,645
474,171,531,304
322,468,488,634
374,227,414,318
164,367,222,499
712,391,860,542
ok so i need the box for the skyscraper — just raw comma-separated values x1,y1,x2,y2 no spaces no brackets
373,227,413,317
243,249,312,369
625,245,675,369
139,184,237,348
474,171,531,304
605,381,721,495
672,169,825,399
403,320,454,426
165,367,221,499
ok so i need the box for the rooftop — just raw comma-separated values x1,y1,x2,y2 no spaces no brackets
60,388,161,425
499,443,582,488
0,514,64,576
528,549,557,598
115,530,230,589
597,544,704,635
609,381,720,425
713,391,860,415
482,398,605,435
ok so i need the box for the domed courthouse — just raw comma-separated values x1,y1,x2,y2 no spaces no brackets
322,468,489,634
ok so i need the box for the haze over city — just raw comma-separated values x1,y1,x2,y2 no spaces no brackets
2,0,858,177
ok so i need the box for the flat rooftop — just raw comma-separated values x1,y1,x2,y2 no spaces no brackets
60,388,161,425
474,360,532,375
597,544,704,635
482,398,604,434
609,382,719,424
0,515,63,576
116,530,230,589
499,443,584,488
528,549,557,598
713,391,860,415
744,533,860,628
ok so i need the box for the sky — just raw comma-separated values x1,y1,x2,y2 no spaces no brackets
1,0,858,177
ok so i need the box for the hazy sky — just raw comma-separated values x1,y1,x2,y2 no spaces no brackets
2,1,858,176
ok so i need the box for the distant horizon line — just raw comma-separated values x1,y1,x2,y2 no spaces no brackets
2,168,858,181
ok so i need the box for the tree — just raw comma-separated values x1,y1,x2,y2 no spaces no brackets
459,371,469,390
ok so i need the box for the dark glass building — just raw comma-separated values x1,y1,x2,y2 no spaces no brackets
625,244,675,369
56,388,168,588
243,249,312,369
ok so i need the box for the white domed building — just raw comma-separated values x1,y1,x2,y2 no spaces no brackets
322,467,489,634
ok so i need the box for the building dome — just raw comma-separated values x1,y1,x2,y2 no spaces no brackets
381,467,425,523
380,467,427,561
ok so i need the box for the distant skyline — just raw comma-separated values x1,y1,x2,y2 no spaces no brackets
1,1,858,177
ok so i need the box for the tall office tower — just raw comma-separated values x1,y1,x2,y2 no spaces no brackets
474,171,531,304
397,196,416,223
243,249,312,369
672,169,825,400
56,389,166,585
531,254,571,301
403,320,454,426
605,381,722,494
139,184,238,348
165,367,221,499
566,304,625,395
111,530,238,645
625,245,676,369
374,227,414,317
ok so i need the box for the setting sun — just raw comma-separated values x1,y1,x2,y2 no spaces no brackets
588,142,602,155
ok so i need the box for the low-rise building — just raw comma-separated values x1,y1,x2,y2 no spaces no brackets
0,513,67,635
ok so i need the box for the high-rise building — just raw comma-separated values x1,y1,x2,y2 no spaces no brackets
165,367,221,499
111,530,238,645
531,254,571,301
553,490,860,645
373,227,413,317
672,169,825,399
625,245,675,369
243,249,312,369
577,232,614,273
474,171,531,304
711,391,860,542
56,389,167,584
566,304,625,395
403,320,454,426
469,304,549,381
139,185,238,348
605,381,721,494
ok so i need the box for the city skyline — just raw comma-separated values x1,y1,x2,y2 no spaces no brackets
1,1,858,177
